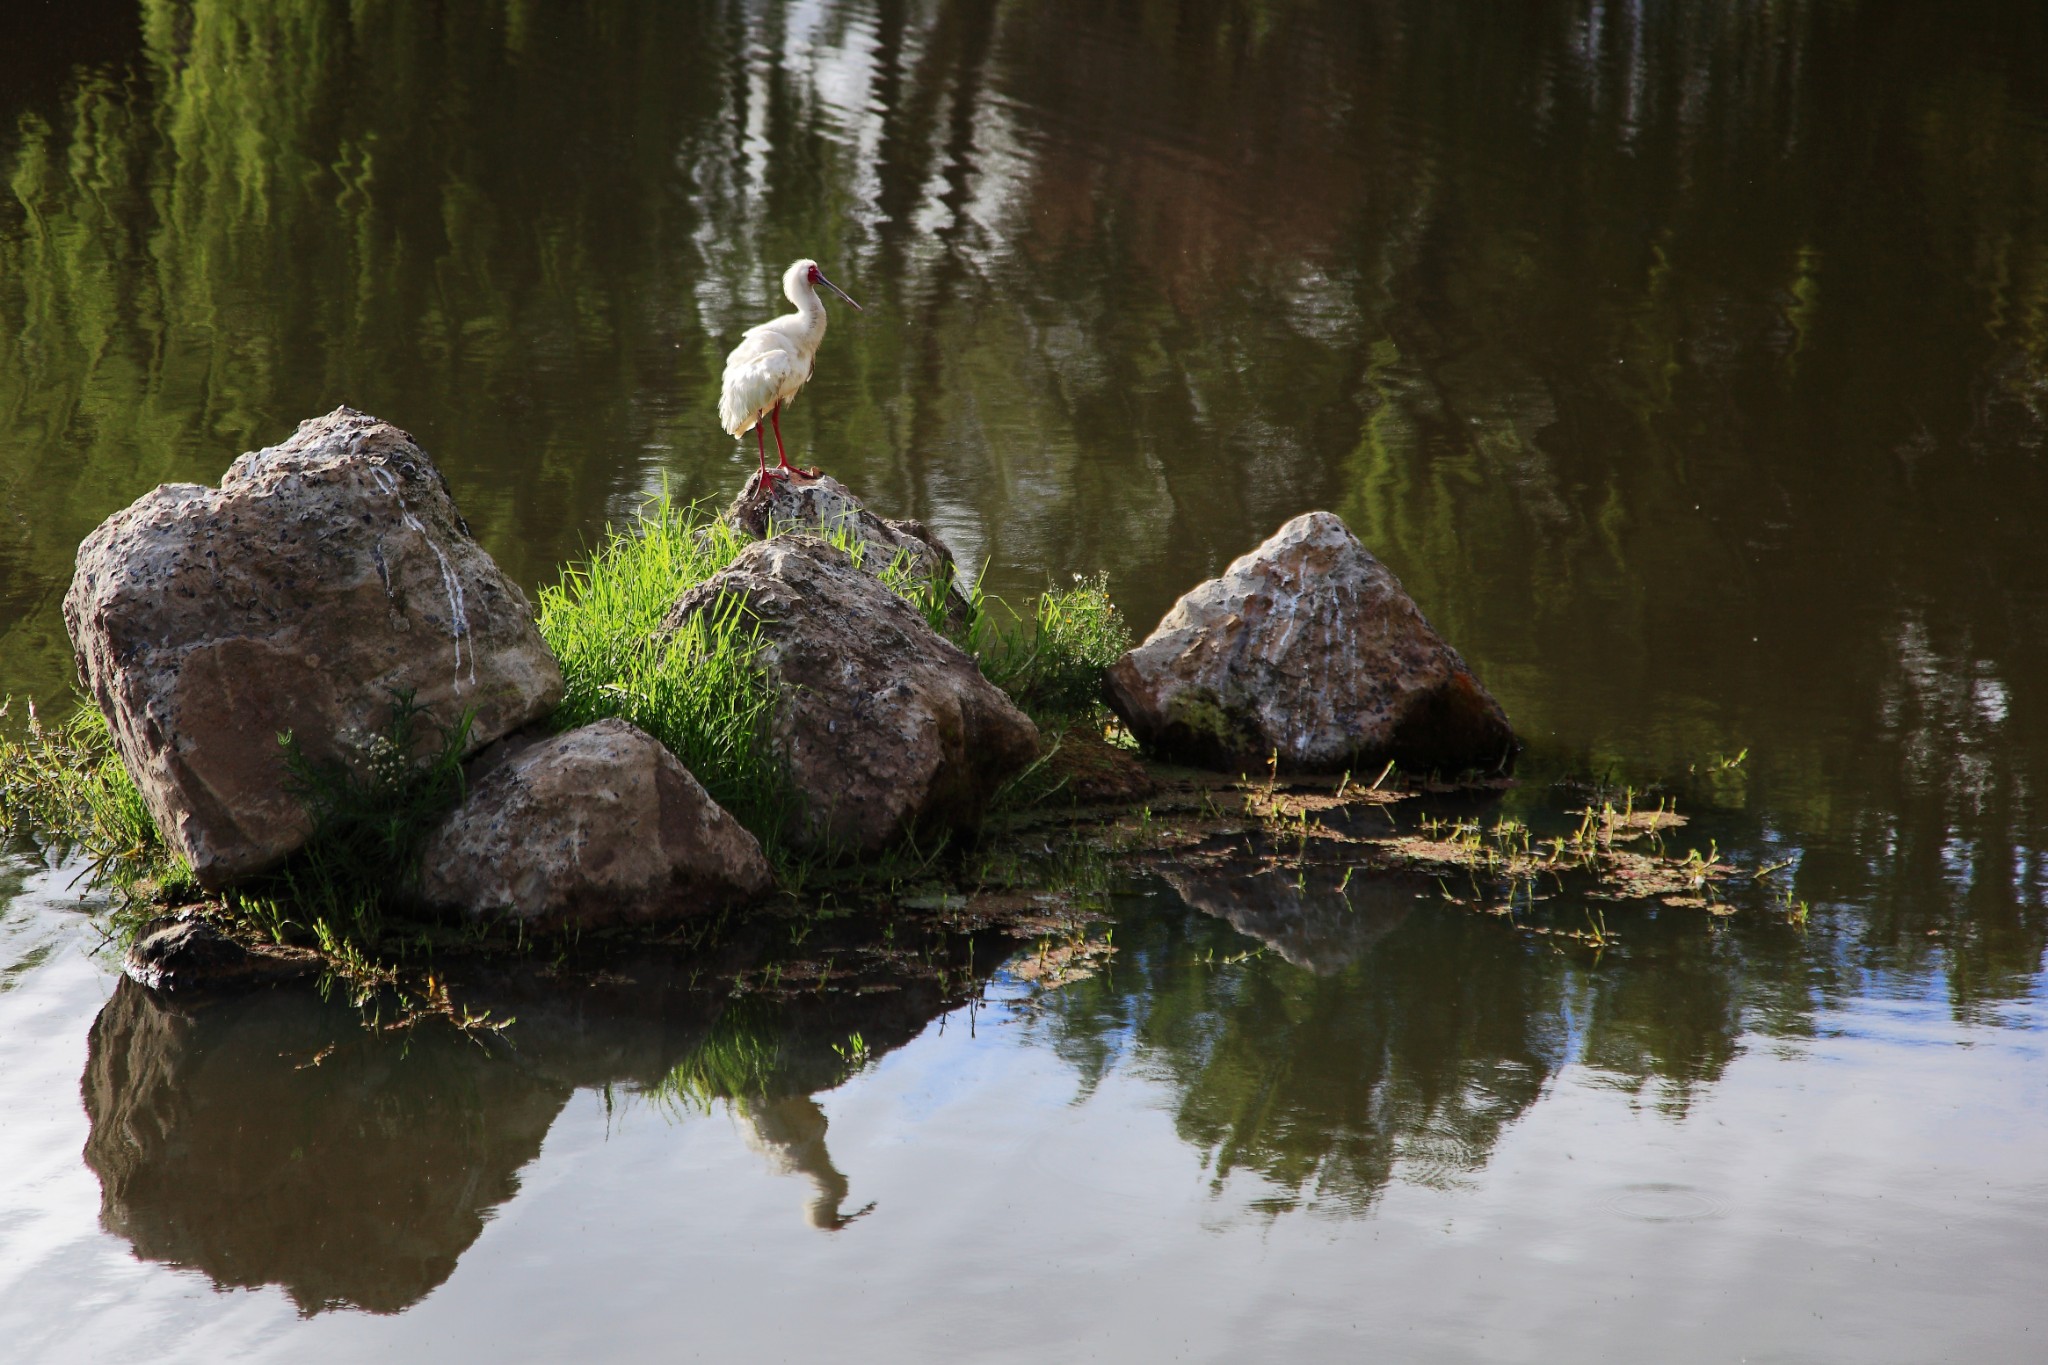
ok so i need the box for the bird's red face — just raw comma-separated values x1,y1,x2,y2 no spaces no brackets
807,264,864,312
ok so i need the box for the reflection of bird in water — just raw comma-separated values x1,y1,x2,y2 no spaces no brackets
735,1093,874,1231
718,258,862,494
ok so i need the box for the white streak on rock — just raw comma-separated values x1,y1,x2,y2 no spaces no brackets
369,465,473,690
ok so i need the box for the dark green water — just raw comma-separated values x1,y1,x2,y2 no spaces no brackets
4,2,2047,1359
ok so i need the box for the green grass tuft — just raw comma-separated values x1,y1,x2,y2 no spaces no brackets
977,572,1133,726
537,497,1135,826
873,552,1132,729
0,697,187,897
277,689,474,940
536,497,796,853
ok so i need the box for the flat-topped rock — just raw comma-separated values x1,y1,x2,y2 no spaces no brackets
663,535,1039,855
1107,512,1515,775
63,407,563,887
123,912,321,993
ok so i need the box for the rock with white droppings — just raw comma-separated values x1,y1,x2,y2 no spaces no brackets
1106,512,1516,775
63,408,563,887
420,719,771,927
662,535,1039,855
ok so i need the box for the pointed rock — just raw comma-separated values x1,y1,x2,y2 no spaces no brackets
725,473,971,629
1107,512,1515,775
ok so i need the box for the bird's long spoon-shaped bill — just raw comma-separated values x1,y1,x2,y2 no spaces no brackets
815,270,863,311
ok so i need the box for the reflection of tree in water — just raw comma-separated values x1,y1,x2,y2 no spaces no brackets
1030,854,1825,1211
80,934,977,1312
1035,877,1565,1214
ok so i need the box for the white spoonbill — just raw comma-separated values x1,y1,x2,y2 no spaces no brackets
718,257,862,490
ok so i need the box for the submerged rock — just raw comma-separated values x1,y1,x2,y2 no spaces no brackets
1039,727,1156,805
123,912,320,993
663,536,1039,855
1106,512,1516,775
419,719,772,928
63,407,563,888
726,473,971,628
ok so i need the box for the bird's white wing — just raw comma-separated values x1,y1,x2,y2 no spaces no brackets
718,327,810,436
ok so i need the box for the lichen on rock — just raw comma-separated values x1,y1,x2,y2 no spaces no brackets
662,535,1039,856
1107,511,1516,775
419,719,772,928
63,407,563,887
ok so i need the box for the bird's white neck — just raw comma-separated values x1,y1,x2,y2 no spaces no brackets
783,278,828,349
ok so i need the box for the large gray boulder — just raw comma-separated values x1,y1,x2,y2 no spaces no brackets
663,536,1039,855
419,719,772,928
726,473,971,628
63,407,563,887
1107,512,1515,775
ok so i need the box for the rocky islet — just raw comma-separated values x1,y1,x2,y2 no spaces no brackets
53,408,1516,977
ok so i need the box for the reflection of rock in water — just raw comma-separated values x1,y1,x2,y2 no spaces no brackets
81,931,984,1311
81,978,569,1315
1162,858,1413,973
734,1095,872,1230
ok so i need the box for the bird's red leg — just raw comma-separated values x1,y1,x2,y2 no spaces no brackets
755,422,773,491
770,404,800,478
